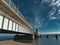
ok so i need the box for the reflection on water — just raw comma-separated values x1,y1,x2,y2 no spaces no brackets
35,38,40,45
14,34,34,44
1,34,60,45
0,34,34,44
35,38,60,45
0,34,14,41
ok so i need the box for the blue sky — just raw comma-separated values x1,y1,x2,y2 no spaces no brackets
12,0,60,33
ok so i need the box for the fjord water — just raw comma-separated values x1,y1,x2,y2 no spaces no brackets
0,34,60,45
35,38,60,45
0,34,14,41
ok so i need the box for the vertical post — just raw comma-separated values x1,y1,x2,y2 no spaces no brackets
32,34,35,40
2,16,5,29
18,24,19,32
12,21,13,30
55,35,58,40
7,19,10,30
47,35,48,39
15,23,16,31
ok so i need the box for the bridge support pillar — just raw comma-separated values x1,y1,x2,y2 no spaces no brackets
47,35,48,39
32,34,35,40
55,35,58,40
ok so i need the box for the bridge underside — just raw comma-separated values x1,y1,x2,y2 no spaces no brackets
0,0,34,35
0,29,30,34
0,0,35,40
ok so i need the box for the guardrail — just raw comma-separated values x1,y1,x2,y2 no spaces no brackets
4,0,26,21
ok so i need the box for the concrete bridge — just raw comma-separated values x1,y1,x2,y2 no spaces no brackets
0,0,35,39
40,33,60,40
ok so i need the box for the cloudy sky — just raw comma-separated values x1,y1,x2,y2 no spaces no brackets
12,0,60,33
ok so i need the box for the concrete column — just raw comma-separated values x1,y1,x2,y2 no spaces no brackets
55,35,58,40
32,34,35,40
47,35,48,39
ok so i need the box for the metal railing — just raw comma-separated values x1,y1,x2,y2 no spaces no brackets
4,0,20,16
4,0,33,30
4,0,10,4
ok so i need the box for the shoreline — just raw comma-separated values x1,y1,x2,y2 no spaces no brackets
0,40,35,45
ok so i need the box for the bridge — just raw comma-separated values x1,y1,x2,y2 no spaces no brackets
0,0,35,39
40,33,60,40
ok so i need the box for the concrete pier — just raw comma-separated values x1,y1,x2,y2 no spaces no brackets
35,29,40,38
32,35,35,40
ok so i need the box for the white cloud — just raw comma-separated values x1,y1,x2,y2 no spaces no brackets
51,17,57,19
58,9,60,12
50,0,60,6
50,17,58,20
49,0,56,6
30,9,43,28
48,10,58,20
49,11,55,16
48,4,59,20
57,3,60,6
48,7,56,17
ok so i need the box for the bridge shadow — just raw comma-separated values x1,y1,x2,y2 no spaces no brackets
14,34,34,44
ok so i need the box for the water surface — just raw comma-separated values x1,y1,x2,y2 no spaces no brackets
0,34,60,45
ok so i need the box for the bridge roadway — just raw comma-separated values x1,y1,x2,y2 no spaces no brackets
0,0,35,39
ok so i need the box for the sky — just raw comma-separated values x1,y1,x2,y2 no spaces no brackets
12,0,60,34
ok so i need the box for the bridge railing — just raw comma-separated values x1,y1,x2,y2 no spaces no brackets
4,0,33,29
4,0,9,4
4,0,17,13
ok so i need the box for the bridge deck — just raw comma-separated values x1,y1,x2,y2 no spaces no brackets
0,0,34,34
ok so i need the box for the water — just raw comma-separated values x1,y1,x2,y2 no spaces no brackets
0,34,60,45
0,34,15,41
35,38,60,45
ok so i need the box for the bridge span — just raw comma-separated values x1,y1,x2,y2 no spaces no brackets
40,33,60,40
0,0,35,39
